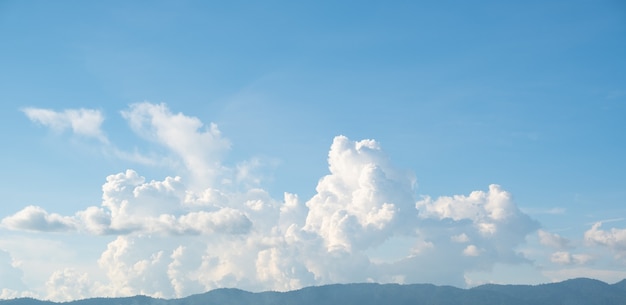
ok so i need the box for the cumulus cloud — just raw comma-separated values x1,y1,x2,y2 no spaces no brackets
167,245,205,298
97,235,176,298
22,107,107,143
584,222,626,258
1,170,254,237
304,135,417,253
45,268,92,301
1,206,77,232
177,209,252,235
255,246,316,291
417,184,527,224
416,184,539,256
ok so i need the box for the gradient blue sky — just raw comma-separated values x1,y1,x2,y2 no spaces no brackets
1,0,625,301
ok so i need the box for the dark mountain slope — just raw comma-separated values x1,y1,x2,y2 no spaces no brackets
171,288,281,305
612,278,626,292
0,299,54,305
472,278,623,305
72,295,167,305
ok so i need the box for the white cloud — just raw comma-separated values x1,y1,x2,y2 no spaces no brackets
550,251,593,265
76,206,115,235
45,268,92,301
538,229,571,250
416,184,539,251
417,184,522,223
303,135,417,253
2,170,254,237
88,169,254,236
22,107,107,143
121,103,230,188
167,245,204,298
96,235,173,297
463,245,482,257
21,106,167,168
177,209,252,235
1,205,77,232
255,247,315,291
235,158,264,187
584,222,626,258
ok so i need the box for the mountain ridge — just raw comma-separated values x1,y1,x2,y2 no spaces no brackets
2,278,625,305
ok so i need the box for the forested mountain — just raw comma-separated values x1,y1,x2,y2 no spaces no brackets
2,278,626,305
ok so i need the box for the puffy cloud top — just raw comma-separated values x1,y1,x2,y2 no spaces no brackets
304,135,417,253
416,184,538,239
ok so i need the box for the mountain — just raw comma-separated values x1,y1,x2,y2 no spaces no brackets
472,278,625,305
2,278,625,305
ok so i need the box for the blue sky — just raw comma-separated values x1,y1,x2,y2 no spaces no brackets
1,0,625,300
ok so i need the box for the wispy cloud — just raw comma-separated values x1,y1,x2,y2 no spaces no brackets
520,207,566,215
21,104,231,180
121,102,231,188
550,251,593,265
22,107,108,143
585,218,625,226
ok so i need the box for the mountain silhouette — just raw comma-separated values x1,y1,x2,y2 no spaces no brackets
2,278,625,305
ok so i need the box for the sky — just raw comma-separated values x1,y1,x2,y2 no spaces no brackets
1,0,625,301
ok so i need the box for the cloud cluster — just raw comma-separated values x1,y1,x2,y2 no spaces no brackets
4,171,254,237
537,229,592,266
4,103,550,300
416,185,539,262
45,268,92,301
